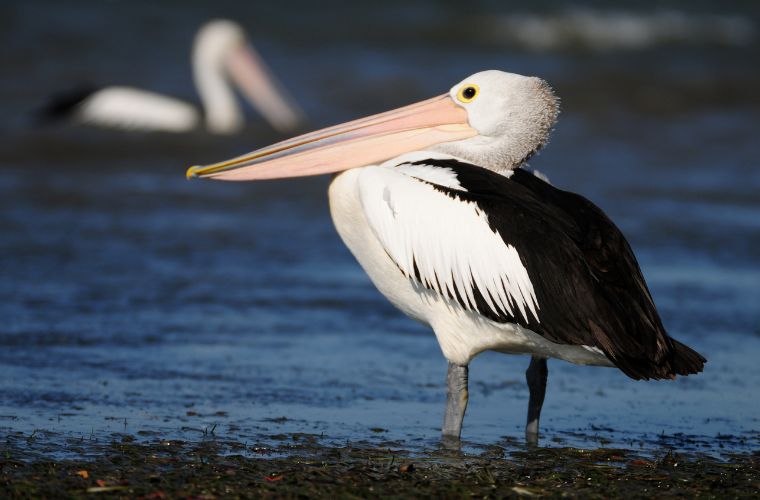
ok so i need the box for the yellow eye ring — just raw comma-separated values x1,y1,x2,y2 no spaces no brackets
456,83,479,103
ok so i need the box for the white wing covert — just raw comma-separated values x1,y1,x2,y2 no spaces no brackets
357,163,540,324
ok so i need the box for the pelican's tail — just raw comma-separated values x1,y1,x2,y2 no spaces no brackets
669,338,706,377
37,84,99,122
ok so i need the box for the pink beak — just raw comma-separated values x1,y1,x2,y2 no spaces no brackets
225,44,305,133
186,94,476,181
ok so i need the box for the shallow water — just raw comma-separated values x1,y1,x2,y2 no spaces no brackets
1,1,759,459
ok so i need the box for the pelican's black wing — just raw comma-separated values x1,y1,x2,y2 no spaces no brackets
407,159,705,380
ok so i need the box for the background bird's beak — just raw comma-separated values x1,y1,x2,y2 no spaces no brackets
225,44,305,133
186,94,476,181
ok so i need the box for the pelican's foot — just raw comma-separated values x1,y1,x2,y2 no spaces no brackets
525,430,539,446
440,433,462,450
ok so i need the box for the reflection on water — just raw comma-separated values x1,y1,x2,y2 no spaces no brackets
0,1,758,457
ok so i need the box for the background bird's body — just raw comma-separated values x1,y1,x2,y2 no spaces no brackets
70,86,200,132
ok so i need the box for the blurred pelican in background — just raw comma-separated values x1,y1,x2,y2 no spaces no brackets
40,19,305,134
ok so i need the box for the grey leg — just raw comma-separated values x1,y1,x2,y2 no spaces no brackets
442,362,469,446
525,356,548,444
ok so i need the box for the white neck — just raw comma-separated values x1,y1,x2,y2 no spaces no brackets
432,131,544,175
192,51,242,134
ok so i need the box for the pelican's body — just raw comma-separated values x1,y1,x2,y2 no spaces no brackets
329,161,610,368
43,20,304,134
71,86,200,133
187,70,705,444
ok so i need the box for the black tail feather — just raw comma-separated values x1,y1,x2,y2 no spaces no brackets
670,338,707,376
37,84,100,122
610,336,706,381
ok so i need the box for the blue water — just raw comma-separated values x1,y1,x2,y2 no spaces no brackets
1,1,759,458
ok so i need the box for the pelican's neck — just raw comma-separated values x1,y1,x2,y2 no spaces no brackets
192,50,242,134
431,133,545,175
430,140,504,174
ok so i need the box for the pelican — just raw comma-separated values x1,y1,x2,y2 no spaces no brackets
187,70,706,444
41,19,304,134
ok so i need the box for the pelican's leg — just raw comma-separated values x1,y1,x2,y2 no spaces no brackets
525,356,548,444
442,362,469,446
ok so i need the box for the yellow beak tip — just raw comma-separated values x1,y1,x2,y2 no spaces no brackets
186,165,202,180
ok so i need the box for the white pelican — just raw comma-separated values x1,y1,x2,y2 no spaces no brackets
41,19,304,134
187,70,706,444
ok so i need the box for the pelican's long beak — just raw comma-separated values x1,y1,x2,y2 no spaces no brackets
225,44,305,133
186,94,476,181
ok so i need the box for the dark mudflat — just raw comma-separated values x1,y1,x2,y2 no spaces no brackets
2,434,758,499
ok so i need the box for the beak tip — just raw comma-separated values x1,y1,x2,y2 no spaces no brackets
186,165,202,180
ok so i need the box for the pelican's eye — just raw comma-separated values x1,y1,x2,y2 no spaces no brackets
456,84,479,103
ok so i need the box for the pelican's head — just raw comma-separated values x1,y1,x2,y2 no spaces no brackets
194,20,248,66
193,19,304,134
434,71,558,172
187,70,558,179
